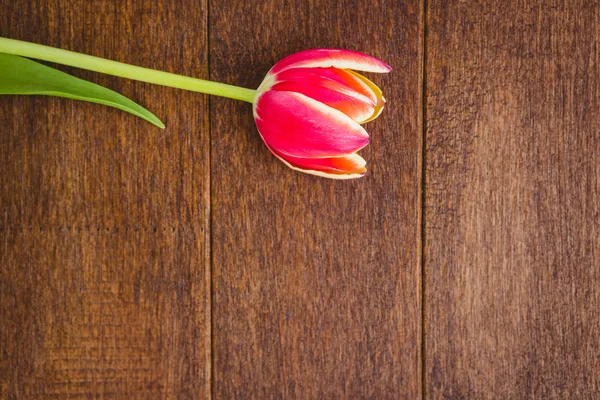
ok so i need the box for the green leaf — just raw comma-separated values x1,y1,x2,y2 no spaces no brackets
0,52,164,128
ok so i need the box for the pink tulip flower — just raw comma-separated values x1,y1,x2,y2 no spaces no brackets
1,39,390,179
253,49,391,179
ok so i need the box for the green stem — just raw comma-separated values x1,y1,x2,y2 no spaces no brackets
0,37,257,103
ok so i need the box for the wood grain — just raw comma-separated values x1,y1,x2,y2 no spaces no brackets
7,0,598,398
425,1,600,398
0,0,211,398
209,0,423,398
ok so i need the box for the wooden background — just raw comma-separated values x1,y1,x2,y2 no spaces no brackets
0,0,598,398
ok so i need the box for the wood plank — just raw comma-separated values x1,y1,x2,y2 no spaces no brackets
209,1,423,398
0,1,210,398
425,1,600,397
0,227,207,398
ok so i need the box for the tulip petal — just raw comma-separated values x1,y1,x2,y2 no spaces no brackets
271,80,376,123
321,68,382,104
270,67,386,123
274,67,376,101
273,68,375,103
269,146,367,179
254,90,369,158
281,152,367,173
347,70,386,123
346,70,384,101
269,49,392,75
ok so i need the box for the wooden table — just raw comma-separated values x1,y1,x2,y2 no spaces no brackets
1,1,598,398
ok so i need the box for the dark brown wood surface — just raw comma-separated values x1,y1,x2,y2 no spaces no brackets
425,1,600,398
2,0,600,399
209,0,423,398
0,0,211,398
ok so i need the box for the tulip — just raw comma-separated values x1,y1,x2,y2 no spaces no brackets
253,49,391,179
0,38,390,179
